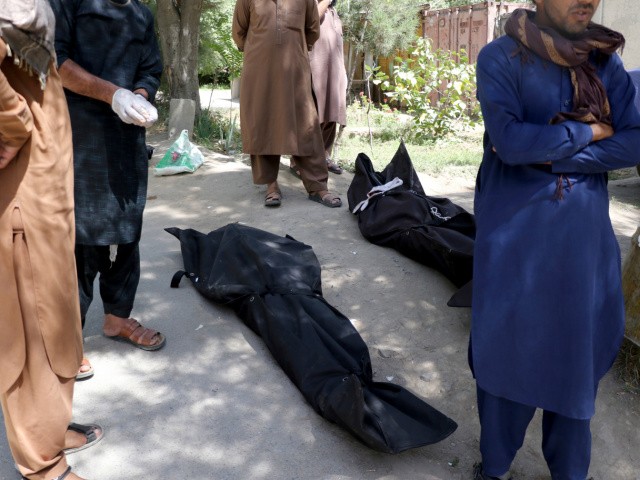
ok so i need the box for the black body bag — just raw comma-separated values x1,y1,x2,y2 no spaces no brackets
347,142,475,299
167,223,457,454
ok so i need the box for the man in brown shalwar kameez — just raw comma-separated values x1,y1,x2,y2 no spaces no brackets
291,0,347,176
232,0,342,208
0,1,102,479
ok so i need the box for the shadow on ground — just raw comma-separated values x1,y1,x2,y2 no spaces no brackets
1,135,638,480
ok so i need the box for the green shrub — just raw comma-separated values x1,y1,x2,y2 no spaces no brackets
199,2,243,86
346,93,413,140
373,37,481,141
194,110,241,154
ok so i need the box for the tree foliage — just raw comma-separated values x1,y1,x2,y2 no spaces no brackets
338,0,421,59
199,0,243,85
373,37,480,140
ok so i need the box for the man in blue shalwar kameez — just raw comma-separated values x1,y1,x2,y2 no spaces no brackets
471,0,640,479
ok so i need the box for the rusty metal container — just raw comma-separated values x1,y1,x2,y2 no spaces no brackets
421,1,532,63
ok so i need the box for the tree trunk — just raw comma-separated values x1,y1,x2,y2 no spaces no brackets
156,0,203,113
623,227,640,347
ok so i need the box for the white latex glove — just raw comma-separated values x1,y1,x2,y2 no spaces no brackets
111,89,157,127
134,94,158,128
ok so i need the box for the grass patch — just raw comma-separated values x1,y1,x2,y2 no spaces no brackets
610,193,640,209
334,126,483,176
332,98,483,176
193,109,241,154
616,338,640,392
609,167,639,182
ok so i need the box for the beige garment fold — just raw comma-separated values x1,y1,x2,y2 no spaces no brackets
0,47,83,392
0,39,82,480
1,208,74,480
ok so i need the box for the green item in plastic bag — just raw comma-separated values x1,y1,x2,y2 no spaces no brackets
154,130,204,176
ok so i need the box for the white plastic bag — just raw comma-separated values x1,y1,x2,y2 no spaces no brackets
154,130,204,176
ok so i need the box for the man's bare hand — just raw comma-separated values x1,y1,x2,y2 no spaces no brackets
0,142,20,169
590,122,614,142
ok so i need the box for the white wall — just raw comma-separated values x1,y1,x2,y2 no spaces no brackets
596,0,640,69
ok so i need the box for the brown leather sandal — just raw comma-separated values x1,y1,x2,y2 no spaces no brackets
105,318,166,351
326,158,343,174
264,189,282,207
308,191,342,208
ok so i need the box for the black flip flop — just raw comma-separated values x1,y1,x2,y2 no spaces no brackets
64,423,104,455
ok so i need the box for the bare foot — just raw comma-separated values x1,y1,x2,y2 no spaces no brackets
67,472,86,480
265,181,280,196
64,429,87,451
102,313,129,337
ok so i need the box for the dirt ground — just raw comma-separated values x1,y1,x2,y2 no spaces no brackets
145,137,640,480
1,127,639,479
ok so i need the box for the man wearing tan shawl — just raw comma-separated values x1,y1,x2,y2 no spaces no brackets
0,1,102,479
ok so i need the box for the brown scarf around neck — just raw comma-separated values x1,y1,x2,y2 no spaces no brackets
505,8,625,126
0,0,56,90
